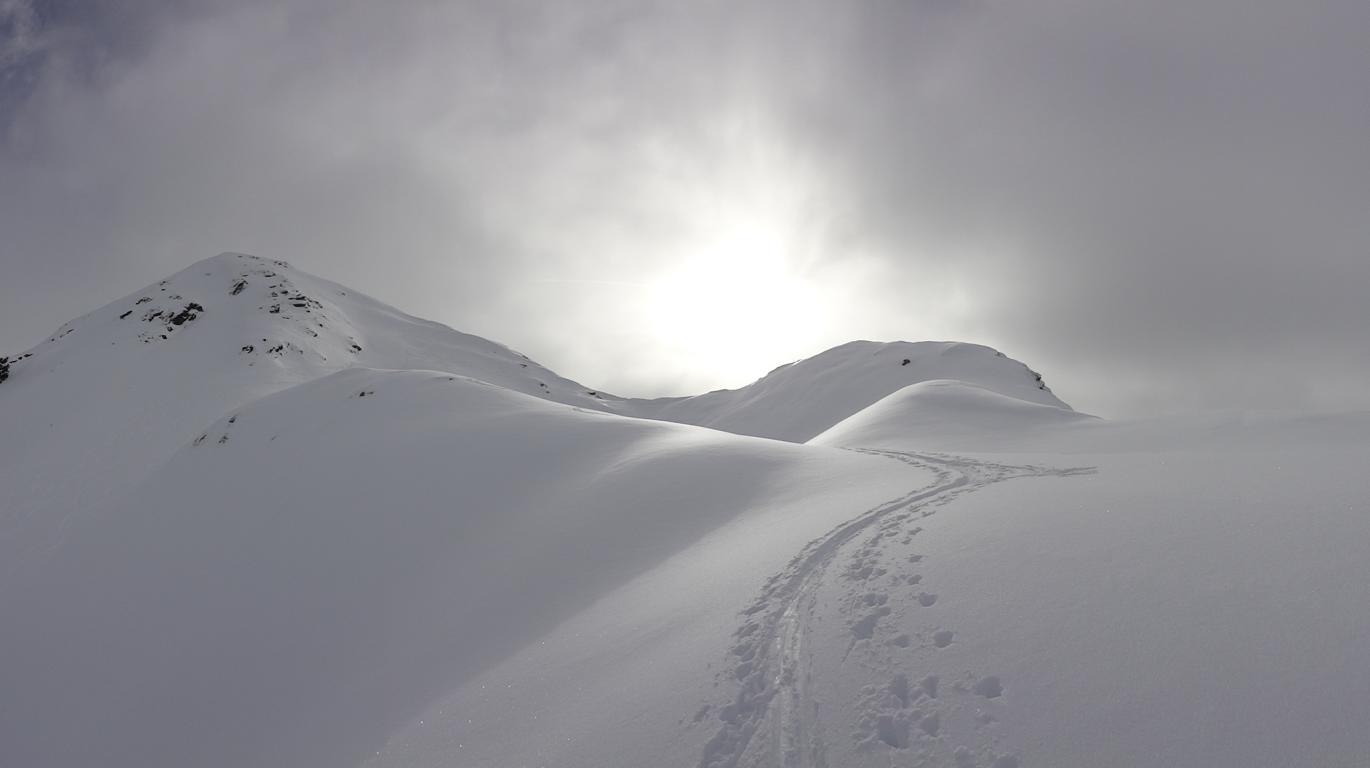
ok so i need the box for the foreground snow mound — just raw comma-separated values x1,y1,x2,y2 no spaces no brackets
0,253,604,570
621,340,1070,443
0,367,925,768
362,419,1370,768
811,379,1097,451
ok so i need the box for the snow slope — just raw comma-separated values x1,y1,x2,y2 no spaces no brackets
810,379,1097,452
0,367,929,768
0,253,1062,572
4,253,1369,768
0,253,604,573
620,340,1069,443
877,437,1370,768
359,418,1370,768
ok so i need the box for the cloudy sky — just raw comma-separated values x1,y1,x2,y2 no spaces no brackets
2,0,1367,417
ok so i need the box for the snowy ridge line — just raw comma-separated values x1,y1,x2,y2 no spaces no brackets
695,451,1095,768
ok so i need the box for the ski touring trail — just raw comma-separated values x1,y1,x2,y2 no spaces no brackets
695,451,1095,768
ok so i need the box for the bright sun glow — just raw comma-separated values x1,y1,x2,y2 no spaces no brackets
643,219,830,388
625,112,861,391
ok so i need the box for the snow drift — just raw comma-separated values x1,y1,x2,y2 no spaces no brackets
0,366,930,768
810,379,1097,452
620,340,1069,443
4,253,1368,768
0,252,1064,573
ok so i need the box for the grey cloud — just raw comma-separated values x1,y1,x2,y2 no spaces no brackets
770,0,1370,414
0,0,42,69
2,0,1367,416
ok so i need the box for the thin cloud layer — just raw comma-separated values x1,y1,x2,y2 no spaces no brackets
2,0,1367,416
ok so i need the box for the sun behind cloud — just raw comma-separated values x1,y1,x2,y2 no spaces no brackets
629,116,847,391
643,219,828,385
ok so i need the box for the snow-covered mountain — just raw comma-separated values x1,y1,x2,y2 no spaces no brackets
618,340,1069,443
0,253,606,570
3,254,1368,768
0,253,1061,570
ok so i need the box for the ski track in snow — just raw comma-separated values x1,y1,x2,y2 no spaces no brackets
696,450,1095,768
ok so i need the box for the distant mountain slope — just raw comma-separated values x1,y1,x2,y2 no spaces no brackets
0,253,605,569
0,253,1070,571
621,340,1070,442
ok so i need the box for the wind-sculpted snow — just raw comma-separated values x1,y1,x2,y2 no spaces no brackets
0,253,1063,578
5,253,1370,768
0,368,922,768
620,341,1072,443
362,428,1370,768
809,380,1097,453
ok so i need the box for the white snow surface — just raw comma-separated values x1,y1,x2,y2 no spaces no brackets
619,339,1069,443
810,379,1097,451
1,367,928,768
0,253,604,574
3,254,1369,768
0,254,1055,571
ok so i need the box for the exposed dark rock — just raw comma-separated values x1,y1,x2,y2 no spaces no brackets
230,279,248,295
119,310,133,319
167,303,205,326
0,356,9,384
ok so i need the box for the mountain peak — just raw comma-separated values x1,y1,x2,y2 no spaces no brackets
1,252,600,406
624,338,1071,442
0,254,605,570
0,252,1074,571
